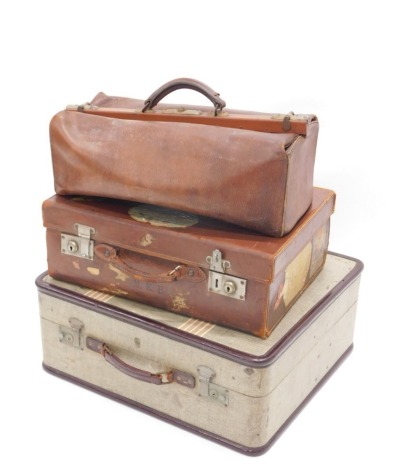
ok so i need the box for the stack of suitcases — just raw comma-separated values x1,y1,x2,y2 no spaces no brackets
37,78,363,455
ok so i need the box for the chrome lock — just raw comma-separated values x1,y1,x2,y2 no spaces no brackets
66,239,79,253
206,249,247,300
197,365,229,406
61,223,95,260
223,280,237,295
59,318,84,349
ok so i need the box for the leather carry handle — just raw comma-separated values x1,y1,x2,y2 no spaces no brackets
141,78,226,115
86,337,195,387
94,243,206,284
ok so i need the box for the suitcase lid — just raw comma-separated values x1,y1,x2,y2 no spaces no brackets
36,252,363,368
42,187,335,283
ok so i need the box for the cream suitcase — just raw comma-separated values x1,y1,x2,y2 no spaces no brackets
37,252,363,455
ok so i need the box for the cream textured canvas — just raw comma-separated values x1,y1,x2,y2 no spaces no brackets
38,253,362,454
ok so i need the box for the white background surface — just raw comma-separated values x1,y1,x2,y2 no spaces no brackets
1,1,392,468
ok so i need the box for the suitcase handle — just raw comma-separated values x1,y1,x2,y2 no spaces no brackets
141,77,226,116
95,243,206,284
86,337,195,388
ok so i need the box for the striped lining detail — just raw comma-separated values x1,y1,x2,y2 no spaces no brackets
84,289,114,303
177,318,215,337
82,290,214,337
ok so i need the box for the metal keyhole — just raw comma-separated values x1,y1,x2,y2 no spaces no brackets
67,240,79,253
223,281,236,295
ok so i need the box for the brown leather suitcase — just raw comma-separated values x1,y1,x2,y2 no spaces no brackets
42,187,335,337
50,78,319,236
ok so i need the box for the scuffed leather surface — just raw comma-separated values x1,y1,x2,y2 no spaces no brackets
50,95,318,236
43,188,334,337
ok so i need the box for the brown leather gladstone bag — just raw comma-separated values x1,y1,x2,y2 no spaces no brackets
50,78,319,237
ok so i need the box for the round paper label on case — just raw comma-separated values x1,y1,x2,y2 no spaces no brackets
128,204,199,228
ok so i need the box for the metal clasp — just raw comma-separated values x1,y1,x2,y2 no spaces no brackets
197,366,229,406
206,249,231,273
59,318,84,349
61,223,95,260
206,249,247,300
66,102,92,112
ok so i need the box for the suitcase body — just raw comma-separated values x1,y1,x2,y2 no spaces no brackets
37,252,363,455
50,78,319,236
43,187,335,337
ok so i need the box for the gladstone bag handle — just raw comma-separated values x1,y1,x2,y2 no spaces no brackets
141,77,226,115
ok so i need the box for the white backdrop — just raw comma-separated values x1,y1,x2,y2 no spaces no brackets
1,1,392,468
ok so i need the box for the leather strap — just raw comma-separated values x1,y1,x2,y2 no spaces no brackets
141,77,226,115
86,337,195,387
94,244,206,284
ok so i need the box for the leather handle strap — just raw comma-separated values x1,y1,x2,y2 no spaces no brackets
142,78,226,115
94,243,206,284
86,337,195,387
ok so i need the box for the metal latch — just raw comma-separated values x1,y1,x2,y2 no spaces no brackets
197,365,229,406
270,111,309,131
206,249,247,300
61,223,95,260
59,318,84,349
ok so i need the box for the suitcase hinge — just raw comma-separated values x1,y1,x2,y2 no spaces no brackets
59,318,84,349
197,365,229,406
206,249,247,300
61,223,95,260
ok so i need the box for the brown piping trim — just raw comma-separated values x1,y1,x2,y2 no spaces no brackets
42,345,353,456
36,252,363,368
